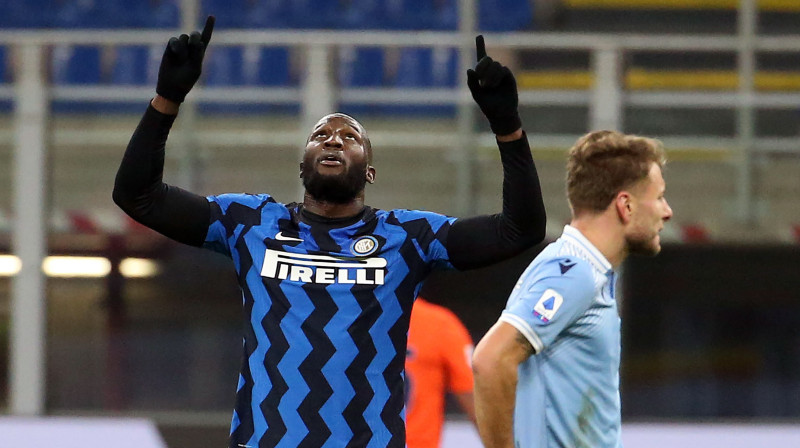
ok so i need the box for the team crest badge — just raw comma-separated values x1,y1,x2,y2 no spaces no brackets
533,289,563,323
351,236,378,256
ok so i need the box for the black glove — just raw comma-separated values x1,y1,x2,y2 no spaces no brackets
466,35,522,136
156,15,215,103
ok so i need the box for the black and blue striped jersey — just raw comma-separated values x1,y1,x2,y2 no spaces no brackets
114,104,546,448
204,193,457,448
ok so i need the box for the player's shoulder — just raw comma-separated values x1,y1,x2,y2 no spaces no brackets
385,208,453,223
376,209,456,238
538,255,593,279
208,193,280,210
524,252,596,295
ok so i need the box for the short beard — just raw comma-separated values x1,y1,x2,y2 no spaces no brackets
302,163,368,204
626,233,660,257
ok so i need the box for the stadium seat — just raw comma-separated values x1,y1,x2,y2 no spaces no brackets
384,0,438,30
338,46,386,115
111,45,160,86
202,0,249,28
49,0,108,86
288,0,342,29
199,0,294,112
204,47,246,86
4,0,50,28
394,48,433,87
478,0,534,31
241,0,292,29
204,45,292,86
386,46,458,116
431,0,458,30
201,45,297,114
339,0,385,30
241,46,292,86
393,47,458,88
239,1,293,88
0,45,12,114
108,0,179,87
429,47,459,87
50,44,103,85
126,0,181,28
339,47,385,87
0,46,8,83
53,0,122,29
49,43,108,113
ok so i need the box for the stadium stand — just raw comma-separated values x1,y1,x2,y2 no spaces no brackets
4,0,49,28
110,46,159,86
240,0,292,29
49,0,106,86
108,1,181,86
337,46,386,115
383,46,459,116
0,46,8,84
0,0,537,107
204,46,246,86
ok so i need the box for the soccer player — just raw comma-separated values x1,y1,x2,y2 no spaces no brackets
472,130,673,448
112,16,546,448
405,297,476,448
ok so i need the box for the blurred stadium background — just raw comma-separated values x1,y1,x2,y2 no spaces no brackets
0,0,799,446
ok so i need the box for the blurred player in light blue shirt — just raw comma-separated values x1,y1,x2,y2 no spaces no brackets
473,130,673,448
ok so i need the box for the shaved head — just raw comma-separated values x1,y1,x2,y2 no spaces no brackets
309,113,373,163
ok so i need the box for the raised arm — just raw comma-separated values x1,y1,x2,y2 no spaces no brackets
112,16,216,247
447,36,546,270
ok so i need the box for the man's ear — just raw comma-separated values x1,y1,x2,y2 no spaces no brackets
299,162,304,178
366,165,376,184
615,191,633,224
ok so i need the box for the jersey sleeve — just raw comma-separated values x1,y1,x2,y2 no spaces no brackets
391,209,457,269
112,104,211,247
204,193,276,257
499,257,596,354
439,310,475,394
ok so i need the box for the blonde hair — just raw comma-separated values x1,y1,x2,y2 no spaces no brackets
566,130,666,215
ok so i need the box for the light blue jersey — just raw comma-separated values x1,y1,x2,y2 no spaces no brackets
499,225,621,448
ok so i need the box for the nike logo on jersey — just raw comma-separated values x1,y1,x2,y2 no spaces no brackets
275,231,303,242
559,259,577,274
262,249,387,285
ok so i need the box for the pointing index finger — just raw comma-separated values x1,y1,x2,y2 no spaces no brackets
201,15,215,46
475,35,486,61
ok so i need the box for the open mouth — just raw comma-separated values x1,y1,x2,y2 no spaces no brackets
318,153,343,166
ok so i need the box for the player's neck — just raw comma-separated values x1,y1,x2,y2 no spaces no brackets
302,193,367,219
570,214,627,268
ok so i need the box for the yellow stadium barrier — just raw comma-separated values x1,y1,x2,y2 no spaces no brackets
517,69,800,91
563,0,800,12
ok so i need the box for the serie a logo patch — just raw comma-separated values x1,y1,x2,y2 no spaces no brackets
533,289,563,323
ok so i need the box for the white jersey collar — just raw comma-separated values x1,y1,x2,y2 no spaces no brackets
561,225,613,275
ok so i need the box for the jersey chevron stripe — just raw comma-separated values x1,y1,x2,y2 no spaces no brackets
204,193,456,448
